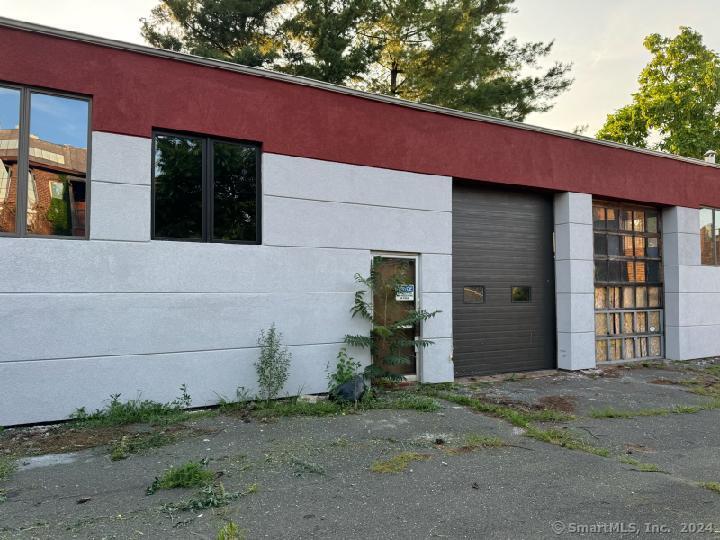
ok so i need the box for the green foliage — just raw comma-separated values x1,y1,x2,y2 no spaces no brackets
141,0,284,67
345,258,439,381
363,0,572,120
217,521,246,540
597,27,720,159
141,0,570,120
70,386,194,427
255,324,292,403
281,0,378,84
45,176,72,236
147,460,215,494
702,482,720,494
163,483,258,512
327,348,362,392
619,456,664,472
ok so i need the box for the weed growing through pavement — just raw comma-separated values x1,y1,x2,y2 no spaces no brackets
370,452,431,473
217,521,246,540
110,432,177,461
162,483,258,512
701,482,720,494
0,456,16,482
70,385,205,428
589,401,720,419
618,456,665,472
146,460,215,495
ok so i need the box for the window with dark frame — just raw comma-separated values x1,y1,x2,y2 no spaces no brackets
593,202,663,362
0,85,90,238
700,207,720,265
152,132,261,243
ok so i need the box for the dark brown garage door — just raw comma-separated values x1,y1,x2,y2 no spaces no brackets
453,181,556,376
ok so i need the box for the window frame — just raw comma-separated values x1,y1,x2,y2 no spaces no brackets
0,82,92,240
150,129,262,245
700,206,719,266
510,285,532,303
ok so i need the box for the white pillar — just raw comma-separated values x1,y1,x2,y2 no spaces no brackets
554,192,596,370
663,206,705,360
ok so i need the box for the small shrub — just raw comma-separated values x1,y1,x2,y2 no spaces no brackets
163,483,258,512
328,348,362,392
147,461,215,494
255,325,292,403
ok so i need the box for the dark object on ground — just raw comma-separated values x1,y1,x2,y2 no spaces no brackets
332,375,366,402
472,482,480,490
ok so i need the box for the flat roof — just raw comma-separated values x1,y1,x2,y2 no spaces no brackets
0,15,716,171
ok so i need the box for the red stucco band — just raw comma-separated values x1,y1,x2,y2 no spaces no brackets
2,25,719,209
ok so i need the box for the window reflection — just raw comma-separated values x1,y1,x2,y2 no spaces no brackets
26,93,89,236
0,87,21,233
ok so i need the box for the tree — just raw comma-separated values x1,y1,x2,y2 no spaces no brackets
140,0,285,67
597,27,720,159
281,0,378,85
361,0,572,120
141,0,572,120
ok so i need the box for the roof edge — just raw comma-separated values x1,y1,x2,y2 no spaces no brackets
1,15,717,171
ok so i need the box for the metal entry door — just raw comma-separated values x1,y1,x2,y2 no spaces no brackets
452,182,556,376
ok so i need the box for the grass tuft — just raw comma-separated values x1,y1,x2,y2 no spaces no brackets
445,434,505,455
110,432,176,461
147,461,215,494
370,452,431,473
590,401,720,419
619,455,664,472
217,521,246,540
0,456,16,482
525,426,610,457
701,482,720,494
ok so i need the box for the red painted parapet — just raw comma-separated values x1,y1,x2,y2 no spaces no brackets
1,23,718,208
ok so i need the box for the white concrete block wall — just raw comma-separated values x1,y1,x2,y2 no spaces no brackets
663,206,720,360
0,133,453,425
554,192,596,370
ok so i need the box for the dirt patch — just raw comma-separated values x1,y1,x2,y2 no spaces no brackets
649,378,680,385
624,443,656,455
0,423,215,457
536,395,577,413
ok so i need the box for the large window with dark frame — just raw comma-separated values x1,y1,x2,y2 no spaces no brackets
699,207,720,265
152,132,261,243
593,203,663,362
0,85,90,238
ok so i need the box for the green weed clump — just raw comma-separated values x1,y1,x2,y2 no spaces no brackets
618,456,664,472
147,461,215,494
701,482,720,494
71,385,195,427
217,521,246,540
0,456,16,482
110,432,176,461
163,483,258,512
370,452,431,473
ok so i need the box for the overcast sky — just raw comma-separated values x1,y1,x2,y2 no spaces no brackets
3,0,719,136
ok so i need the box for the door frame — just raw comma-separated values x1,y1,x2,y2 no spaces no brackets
371,251,422,381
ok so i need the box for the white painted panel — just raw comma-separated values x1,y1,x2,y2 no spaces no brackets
662,206,698,235
554,192,592,225
263,195,452,254
557,331,595,370
0,292,369,362
672,265,720,294
421,292,452,338
91,131,151,185
674,292,720,326
663,232,700,267
89,182,151,241
554,259,594,294
554,222,593,261
263,153,451,211
555,292,594,333
667,325,720,360
0,239,370,294
0,343,368,426
420,337,454,383
420,254,452,293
